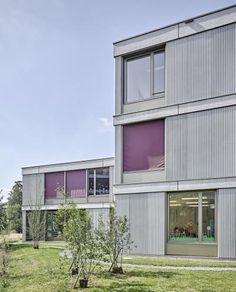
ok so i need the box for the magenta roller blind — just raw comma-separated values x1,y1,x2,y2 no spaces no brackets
123,119,164,171
45,172,64,198
66,170,86,198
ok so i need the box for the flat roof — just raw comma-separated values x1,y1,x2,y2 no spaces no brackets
22,157,115,175
114,4,236,45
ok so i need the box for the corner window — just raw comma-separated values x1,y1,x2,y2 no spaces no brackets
125,50,165,103
88,168,110,196
123,119,165,172
168,191,215,242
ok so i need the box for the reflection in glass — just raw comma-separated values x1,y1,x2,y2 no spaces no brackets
88,169,94,196
202,192,215,241
154,51,165,93
126,55,150,103
96,168,109,195
46,212,61,240
169,193,198,241
88,168,109,196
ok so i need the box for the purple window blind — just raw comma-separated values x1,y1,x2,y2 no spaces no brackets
66,170,86,198
123,119,165,171
45,172,64,198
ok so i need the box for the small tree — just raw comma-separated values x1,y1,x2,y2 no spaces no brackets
0,234,10,288
55,186,74,236
63,207,103,289
27,197,46,249
97,209,133,274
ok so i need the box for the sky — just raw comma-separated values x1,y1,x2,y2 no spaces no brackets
0,0,235,201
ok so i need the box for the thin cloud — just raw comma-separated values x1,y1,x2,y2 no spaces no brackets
98,117,113,133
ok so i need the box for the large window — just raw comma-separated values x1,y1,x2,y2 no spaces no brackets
125,50,165,103
45,167,110,198
46,211,61,240
45,172,64,198
66,170,86,198
88,168,110,196
123,119,165,172
169,191,215,242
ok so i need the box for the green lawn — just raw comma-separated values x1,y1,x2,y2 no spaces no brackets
1,245,236,291
122,256,236,268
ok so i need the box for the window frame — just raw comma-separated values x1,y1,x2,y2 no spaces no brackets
66,170,87,198
168,191,216,243
123,119,165,172
87,167,110,196
45,171,65,199
124,48,165,104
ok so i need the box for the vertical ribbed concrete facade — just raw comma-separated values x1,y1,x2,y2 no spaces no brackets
22,158,114,241
113,6,236,258
22,6,236,258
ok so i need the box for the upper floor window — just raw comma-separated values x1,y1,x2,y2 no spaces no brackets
45,172,64,198
88,168,110,196
66,170,86,198
125,50,165,103
123,119,165,172
45,167,110,199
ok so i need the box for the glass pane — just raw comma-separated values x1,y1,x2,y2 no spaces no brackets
95,168,109,195
169,193,198,241
66,170,86,198
126,55,150,103
123,120,164,171
88,169,94,196
154,51,165,93
45,172,64,198
46,211,61,240
202,192,215,241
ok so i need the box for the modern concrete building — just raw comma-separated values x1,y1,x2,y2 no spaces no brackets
22,157,114,241
113,5,236,258
22,5,236,259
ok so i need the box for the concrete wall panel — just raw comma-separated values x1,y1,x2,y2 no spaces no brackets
166,106,236,180
218,188,236,258
116,193,165,255
89,208,110,229
166,24,236,105
23,174,44,206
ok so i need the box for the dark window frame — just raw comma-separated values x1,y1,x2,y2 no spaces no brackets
87,167,110,196
124,48,165,104
168,191,216,243
123,119,165,172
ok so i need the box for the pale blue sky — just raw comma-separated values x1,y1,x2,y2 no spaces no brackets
1,0,235,200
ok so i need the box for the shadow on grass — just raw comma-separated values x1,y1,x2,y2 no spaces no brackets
9,243,32,250
91,269,179,291
95,281,151,292
100,269,179,280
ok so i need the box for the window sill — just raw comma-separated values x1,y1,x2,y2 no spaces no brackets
123,168,165,174
124,94,165,106
122,96,165,115
168,241,217,245
88,194,110,197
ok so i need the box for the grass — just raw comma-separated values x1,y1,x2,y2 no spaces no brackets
122,256,236,268
0,245,235,291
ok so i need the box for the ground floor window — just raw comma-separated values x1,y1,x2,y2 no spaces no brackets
46,211,62,240
26,210,62,241
168,191,215,242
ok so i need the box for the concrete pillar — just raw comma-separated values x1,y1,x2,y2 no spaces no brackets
22,210,27,241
